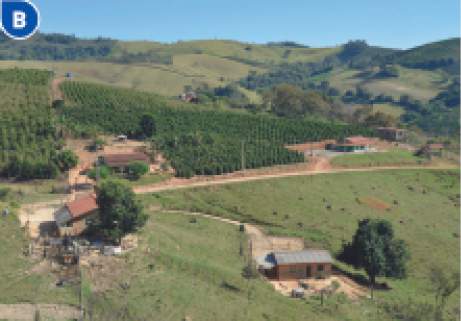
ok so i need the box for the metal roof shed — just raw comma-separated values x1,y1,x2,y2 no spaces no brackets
255,253,277,269
273,250,333,265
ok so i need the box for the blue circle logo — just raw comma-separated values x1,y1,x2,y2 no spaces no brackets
1,0,40,40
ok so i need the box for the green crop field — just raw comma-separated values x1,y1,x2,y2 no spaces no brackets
139,169,461,319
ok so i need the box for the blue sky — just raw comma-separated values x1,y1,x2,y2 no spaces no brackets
29,0,460,49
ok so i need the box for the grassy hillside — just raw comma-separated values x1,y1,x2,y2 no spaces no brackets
392,38,460,75
82,209,379,320
140,169,461,318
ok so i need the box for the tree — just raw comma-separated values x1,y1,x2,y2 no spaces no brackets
428,266,460,320
140,114,156,138
87,165,112,180
126,161,149,178
363,111,396,127
95,179,148,244
338,218,410,299
57,150,79,172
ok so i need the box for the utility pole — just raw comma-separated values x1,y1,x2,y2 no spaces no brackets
50,60,54,102
242,140,245,176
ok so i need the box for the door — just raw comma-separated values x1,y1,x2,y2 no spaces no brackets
306,265,311,278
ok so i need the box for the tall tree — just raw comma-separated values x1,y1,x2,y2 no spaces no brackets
95,179,148,243
428,266,460,320
140,114,156,138
338,218,410,299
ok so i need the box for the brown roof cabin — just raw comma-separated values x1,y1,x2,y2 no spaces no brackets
255,250,333,281
54,194,99,236
374,127,407,141
100,153,150,173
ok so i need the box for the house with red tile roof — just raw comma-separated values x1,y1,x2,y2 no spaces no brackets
328,136,376,152
99,152,150,174
54,194,99,236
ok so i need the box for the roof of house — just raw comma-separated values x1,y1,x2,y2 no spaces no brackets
345,136,375,145
273,250,333,265
66,194,98,219
374,127,407,132
255,253,277,269
427,143,444,149
101,153,150,168
54,206,73,225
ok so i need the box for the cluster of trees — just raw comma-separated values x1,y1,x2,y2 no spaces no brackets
191,83,247,104
238,61,335,92
266,41,310,48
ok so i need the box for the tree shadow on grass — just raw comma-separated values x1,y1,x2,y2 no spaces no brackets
332,265,392,291
220,281,240,292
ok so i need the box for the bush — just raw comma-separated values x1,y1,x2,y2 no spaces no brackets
87,165,112,180
0,187,11,201
57,150,79,172
331,280,340,291
126,161,150,178
10,201,19,208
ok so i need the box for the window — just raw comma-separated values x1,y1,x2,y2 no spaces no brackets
85,219,93,226
289,266,296,273
66,221,73,228
317,264,324,272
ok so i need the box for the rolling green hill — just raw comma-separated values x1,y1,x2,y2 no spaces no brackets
390,38,460,75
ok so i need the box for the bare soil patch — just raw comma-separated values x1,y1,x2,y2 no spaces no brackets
363,197,391,211
0,303,83,320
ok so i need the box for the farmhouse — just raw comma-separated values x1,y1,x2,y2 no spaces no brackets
255,250,333,281
327,136,376,152
179,92,198,103
54,194,99,236
374,127,407,141
99,152,150,173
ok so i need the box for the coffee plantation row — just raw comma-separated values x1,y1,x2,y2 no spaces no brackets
0,69,64,179
58,81,379,177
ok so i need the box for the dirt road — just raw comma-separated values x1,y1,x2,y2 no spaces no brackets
52,78,66,100
132,164,458,194
0,303,83,320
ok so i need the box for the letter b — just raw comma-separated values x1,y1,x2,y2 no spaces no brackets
13,11,27,29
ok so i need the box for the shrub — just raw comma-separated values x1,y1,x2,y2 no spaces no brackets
10,201,19,208
0,187,11,201
126,161,150,178
87,165,112,180
57,150,79,172
331,280,340,291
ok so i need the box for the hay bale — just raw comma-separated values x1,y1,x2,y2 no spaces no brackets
323,198,327,202
273,211,278,215
399,221,404,224
298,222,303,227
285,214,291,219
341,208,346,211
299,196,303,200
372,186,376,190
423,190,428,194
326,205,333,210
190,218,197,223
425,225,430,227
453,233,460,238
394,200,399,205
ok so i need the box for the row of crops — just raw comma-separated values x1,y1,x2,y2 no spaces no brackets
157,135,305,178
59,81,379,178
0,69,63,179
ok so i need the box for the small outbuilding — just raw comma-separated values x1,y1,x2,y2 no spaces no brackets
374,127,407,141
255,250,333,281
54,194,99,236
99,152,150,174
